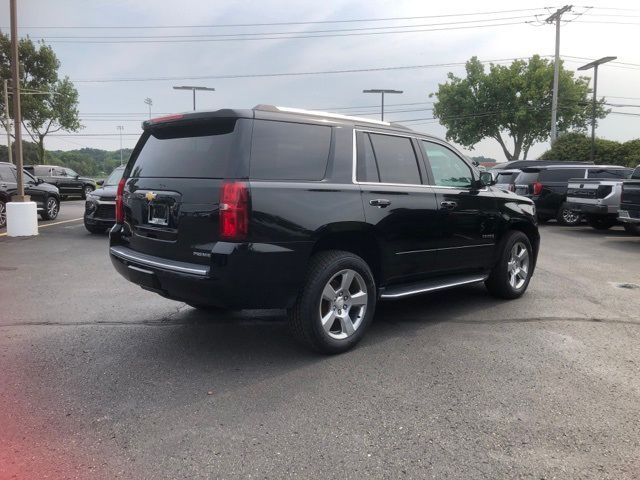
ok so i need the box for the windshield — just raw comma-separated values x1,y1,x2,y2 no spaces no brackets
104,167,125,186
632,166,640,179
496,172,517,183
64,168,79,177
22,169,37,183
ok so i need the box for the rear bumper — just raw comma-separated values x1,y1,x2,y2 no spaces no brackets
109,226,311,309
618,207,640,224
566,202,616,216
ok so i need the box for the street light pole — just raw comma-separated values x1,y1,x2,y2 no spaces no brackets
116,126,124,166
3,79,12,165
362,89,403,121
578,56,616,162
172,86,216,111
546,5,573,145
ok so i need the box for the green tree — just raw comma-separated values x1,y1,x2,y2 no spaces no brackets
430,55,607,160
539,132,640,167
0,33,81,163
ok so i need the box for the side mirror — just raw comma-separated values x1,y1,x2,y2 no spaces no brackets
479,171,494,187
96,179,104,186
37,178,44,184
75,174,80,179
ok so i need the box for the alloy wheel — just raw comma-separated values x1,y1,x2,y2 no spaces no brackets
84,186,93,197
318,269,368,340
47,198,59,219
561,208,580,225
507,241,530,290
0,201,6,228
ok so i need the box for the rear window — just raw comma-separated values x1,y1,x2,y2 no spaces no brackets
633,167,640,179
496,172,517,183
539,168,585,182
34,166,50,176
515,171,541,184
130,119,238,178
250,120,331,181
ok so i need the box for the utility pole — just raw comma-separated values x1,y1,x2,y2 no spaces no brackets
172,86,215,111
362,89,403,121
144,97,153,119
116,126,124,165
578,56,616,162
10,0,26,200
546,5,572,144
3,79,12,165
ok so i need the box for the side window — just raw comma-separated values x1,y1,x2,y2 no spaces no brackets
540,168,585,182
356,133,380,182
35,166,49,176
0,164,16,182
422,141,473,188
250,120,331,181
587,169,631,179
52,167,66,177
368,133,421,185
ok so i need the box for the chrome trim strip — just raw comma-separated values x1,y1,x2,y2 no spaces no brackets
396,244,494,255
276,106,391,126
110,246,209,276
380,275,488,299
128,265,154,275
97,200,116,205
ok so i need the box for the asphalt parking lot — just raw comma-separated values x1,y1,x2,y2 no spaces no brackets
1,212,639,479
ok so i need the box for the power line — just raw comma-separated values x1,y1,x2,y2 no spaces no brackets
3,7,559,29
72,56,550,83
40,20,532,44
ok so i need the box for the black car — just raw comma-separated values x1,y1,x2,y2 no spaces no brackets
489,159,593,175
84,166,124,234
109,106,540,353
514,164,632,225
0,162,61,228
618,165,640,235
25,164,97,199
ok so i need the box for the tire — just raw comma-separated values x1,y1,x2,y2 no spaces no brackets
485,231,533,300
586,215,616,230
288,250,376,354
82,185,94,199
0,200,6,228
84,221,106,234
623,223,640,235
556,204,582,226
41,196,60,221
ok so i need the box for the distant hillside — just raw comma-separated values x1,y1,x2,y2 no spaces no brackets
0,141,132,177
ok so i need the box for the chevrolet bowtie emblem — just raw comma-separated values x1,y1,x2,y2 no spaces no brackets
145,191,157,201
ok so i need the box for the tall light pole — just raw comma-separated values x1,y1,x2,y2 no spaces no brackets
9,0,25,200
578,56,617,162
116,126,124,165
362,89,403,121
546,5,573,144
3,80,12,165
144,97,153,119
173,86,215,111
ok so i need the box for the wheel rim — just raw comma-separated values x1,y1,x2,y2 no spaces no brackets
507,242,530,290
318,269,368,340
47,198,58,218
562,208,579,224
85,187,92,196
0,202,6,227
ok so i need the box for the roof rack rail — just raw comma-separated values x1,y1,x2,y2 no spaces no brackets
253,104,393,127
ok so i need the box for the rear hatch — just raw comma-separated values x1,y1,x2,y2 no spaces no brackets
121,117,251,266
567,179,600,201
513,169,541,196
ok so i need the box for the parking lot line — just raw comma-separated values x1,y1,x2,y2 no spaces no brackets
0,217,83,236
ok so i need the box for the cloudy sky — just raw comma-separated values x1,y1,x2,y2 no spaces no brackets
1,0,639,162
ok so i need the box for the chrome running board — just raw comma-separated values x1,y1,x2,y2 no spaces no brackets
380,273,488,300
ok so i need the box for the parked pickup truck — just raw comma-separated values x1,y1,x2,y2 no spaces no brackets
618,165,640,235
566,167,633,230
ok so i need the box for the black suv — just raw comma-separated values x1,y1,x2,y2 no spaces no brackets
109,106,540,353
25,164,96,198
0,162,61,228
514,164,631,225
84,166,124,234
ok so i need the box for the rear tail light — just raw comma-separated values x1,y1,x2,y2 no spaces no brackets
532,182,543,196
220,182,249,240
508,184,515,192
596,185,613,198
115,178,126,224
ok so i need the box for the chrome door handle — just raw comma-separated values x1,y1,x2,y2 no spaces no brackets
370,199,391,208
440,201,457,210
